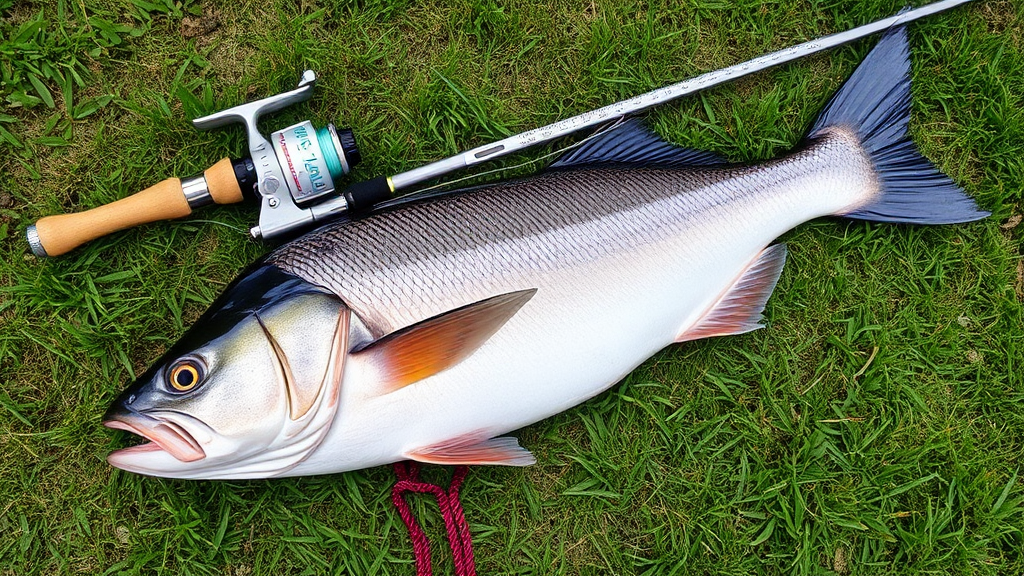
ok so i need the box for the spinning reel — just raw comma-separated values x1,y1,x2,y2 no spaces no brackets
27,70,381,257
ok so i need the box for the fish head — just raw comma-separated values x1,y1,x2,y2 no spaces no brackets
104,267,350,479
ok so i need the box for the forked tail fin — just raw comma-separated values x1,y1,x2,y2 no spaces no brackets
809,26,989,224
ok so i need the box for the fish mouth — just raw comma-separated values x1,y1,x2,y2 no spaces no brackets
104,412,206,463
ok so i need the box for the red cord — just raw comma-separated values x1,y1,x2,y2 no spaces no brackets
392,462,476,576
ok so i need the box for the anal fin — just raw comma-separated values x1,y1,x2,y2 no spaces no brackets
677,244,787,342
406,433,536,466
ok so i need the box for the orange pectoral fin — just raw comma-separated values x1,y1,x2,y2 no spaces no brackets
354,289,536,394
406,433,536,466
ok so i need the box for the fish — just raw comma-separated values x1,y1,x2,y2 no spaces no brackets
103,27,988,479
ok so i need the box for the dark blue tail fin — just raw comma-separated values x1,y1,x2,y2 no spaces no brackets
809,26,988,224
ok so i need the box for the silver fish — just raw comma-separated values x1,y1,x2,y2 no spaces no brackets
104,27,987,479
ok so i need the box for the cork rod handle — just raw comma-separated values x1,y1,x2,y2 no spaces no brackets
28,158,244,257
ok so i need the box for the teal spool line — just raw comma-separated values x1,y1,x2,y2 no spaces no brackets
317,126,345,180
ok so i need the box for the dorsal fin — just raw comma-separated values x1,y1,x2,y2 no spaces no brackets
549,118,725,169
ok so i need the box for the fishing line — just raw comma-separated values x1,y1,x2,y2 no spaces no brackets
185,219,249,233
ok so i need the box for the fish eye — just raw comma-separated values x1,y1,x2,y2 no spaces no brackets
167,358,205,392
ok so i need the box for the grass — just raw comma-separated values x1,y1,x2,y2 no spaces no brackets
0,0,1022,574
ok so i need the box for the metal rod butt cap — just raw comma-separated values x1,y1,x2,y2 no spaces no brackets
26,224,48,257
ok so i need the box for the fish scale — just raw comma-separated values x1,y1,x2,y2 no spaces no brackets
267,135,870,339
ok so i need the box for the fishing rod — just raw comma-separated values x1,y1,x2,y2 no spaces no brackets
26,0,974,257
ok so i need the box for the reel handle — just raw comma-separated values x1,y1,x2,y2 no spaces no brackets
27,158,248,257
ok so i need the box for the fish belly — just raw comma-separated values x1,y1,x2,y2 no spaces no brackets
280,136,877,475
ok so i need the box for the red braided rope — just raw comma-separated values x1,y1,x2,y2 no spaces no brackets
392,462,476,576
